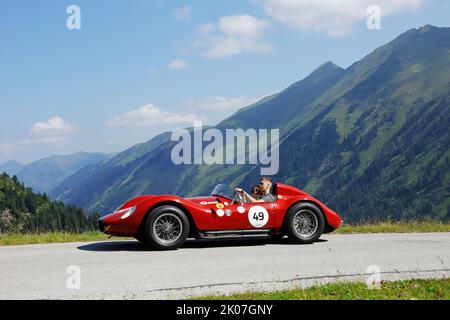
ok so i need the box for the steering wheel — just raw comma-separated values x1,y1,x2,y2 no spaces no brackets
232,190,246,205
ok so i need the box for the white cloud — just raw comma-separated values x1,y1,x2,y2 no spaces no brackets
255,0,423,37
192,14,271,58
183,96,261,112
0,117,73,159
31,116,74,136
106,104,202,128
169,59,188,70
174,6,192,21
218,15,270,38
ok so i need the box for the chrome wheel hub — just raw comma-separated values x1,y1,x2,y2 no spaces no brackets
293,209,319,238
153,213,183,244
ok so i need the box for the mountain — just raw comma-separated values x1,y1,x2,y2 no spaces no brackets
241,25,450,222
0,161,24,176
0,173,98,233
52,25,450,222
219,61,345,131
17,152,111,194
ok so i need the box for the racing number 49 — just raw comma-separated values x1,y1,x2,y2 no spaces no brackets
253,212,264,221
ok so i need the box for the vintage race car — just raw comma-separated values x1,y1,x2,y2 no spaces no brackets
99,183,342,250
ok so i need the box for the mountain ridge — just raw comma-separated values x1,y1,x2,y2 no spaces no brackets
17,151,112,194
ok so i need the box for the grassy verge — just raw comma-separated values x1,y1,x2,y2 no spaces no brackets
0,231,131,246
336,220,450,234
196,278,450,300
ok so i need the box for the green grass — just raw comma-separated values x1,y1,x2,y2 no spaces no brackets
196,278,450,300
335,220,450,234
0,231,131,246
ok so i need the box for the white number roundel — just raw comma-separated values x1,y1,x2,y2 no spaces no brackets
248,206,269,228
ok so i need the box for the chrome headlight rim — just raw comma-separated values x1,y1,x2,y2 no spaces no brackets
117,205,137,220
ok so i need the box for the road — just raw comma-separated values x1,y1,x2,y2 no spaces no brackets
0,233,449,299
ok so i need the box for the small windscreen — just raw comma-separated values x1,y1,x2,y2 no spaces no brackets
210,184,234,200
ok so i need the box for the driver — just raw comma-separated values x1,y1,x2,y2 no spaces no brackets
235,177,276,203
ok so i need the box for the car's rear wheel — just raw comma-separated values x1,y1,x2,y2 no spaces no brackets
144,205,189,250
285,203,324,244
270,233,285,240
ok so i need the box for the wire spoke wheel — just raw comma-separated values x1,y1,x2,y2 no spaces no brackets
293,209,319,238
153,213,183,244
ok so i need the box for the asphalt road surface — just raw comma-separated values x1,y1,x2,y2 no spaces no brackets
0,233,449,299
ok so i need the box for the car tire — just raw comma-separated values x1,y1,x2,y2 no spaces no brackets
270,233,286,240
144,205,189,250
285,202,324,244
135,234,145,243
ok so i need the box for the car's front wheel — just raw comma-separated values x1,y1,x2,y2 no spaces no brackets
285,203,324,244
135,235,145,243
144,205,190,250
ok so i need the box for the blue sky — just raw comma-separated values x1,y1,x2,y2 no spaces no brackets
0,0,449,164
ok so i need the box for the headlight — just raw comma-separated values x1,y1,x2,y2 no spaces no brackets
116,206,137,220
114,203,126,213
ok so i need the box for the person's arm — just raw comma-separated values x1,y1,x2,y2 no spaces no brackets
243,191,264,203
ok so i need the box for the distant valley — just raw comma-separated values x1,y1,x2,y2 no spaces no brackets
1,152,111,194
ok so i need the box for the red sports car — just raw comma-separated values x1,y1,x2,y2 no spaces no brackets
99,183,342,250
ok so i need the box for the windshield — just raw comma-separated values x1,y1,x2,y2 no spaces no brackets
210,184,234,199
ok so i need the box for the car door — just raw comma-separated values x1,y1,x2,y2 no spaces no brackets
213,199,276,230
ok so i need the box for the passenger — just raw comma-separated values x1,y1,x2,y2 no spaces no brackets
251,185,262,200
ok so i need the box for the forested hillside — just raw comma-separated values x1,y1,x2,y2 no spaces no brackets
0,173,98,234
